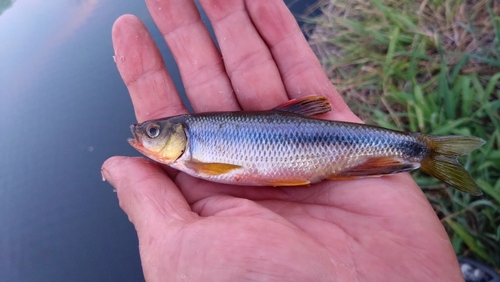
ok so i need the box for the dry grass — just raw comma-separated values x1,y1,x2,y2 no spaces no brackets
305,0,499,122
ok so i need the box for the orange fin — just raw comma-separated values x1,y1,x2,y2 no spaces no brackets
185,160,242,175
327,175,384,181
273,95,332,116
329,157,420,179
265,179,310,186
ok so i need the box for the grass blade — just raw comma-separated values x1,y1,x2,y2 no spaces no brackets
445,218,493,264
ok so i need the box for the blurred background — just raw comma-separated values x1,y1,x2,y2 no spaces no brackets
0,0,316,281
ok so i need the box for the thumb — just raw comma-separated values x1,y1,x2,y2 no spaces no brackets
101,156,196,230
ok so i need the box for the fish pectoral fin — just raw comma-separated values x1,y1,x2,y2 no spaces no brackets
328,157,420,179
185,160,242,175
265,179,311,187
273,95,332,116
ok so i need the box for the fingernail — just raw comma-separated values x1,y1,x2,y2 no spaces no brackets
101,168,107,182
101,156,125,188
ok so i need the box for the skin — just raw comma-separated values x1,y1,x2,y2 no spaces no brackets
101,0,464,281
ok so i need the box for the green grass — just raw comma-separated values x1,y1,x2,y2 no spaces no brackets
304,0,500,270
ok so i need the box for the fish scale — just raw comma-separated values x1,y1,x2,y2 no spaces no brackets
169,112,427,185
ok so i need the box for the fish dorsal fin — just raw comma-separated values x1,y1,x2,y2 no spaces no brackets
273,95,332,116
328,157,420,180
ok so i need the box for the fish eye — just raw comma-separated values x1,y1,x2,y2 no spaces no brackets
146,123,161,138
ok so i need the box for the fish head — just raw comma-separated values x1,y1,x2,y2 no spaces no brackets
128,120,187,164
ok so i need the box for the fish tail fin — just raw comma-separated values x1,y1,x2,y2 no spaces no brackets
419,134,485,195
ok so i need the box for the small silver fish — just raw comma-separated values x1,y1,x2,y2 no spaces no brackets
128,95,485,195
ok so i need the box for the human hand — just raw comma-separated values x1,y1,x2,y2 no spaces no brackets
101,0,463,281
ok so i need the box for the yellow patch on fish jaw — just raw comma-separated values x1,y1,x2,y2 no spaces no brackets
157,123,187,163
185,160,242,175
129,122,187,164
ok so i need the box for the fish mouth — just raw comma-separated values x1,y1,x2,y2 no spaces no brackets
128,124,142,149
127,137,141,149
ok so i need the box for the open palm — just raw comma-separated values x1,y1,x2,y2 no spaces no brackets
102,0,463,280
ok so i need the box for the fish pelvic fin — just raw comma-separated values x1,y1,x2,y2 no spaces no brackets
265,179,310,186
419,135,485,196
273,95,332,116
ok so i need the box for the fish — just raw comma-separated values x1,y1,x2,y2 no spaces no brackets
128,95,485,195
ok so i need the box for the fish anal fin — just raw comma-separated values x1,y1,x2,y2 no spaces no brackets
266,179,310,187
273,95,332,116
185,160,242,175
330,157,420,179
327,175,383,181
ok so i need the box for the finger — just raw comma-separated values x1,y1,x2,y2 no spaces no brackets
101,156,197,230
246,0,360,122
112,15,187,122
199,0,289,110
173,171,354,208
174,172,294,205
190,195,292,225
144,0,240,112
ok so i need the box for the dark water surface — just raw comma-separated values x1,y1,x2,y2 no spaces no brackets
0,0,317,281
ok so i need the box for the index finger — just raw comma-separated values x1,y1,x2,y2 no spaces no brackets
112,15,187,122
